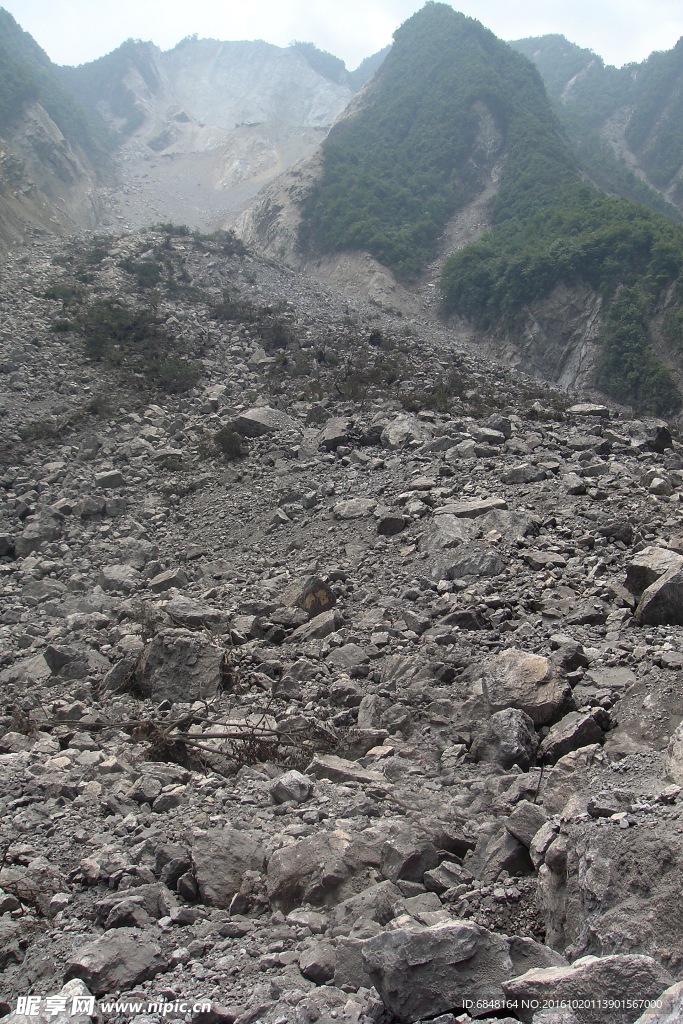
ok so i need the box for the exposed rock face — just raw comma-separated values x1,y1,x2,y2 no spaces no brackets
0,103,104,247
66,37,357,233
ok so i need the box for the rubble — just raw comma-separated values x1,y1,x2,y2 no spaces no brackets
0,228,683,1022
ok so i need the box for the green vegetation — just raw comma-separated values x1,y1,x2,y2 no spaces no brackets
291,41,349,86
74,299,200,393
511,34,683,219
212,290,294,352
441,185,683,415
301,3,568,278
119,257,163,290
213,426,245,461
0,8,112,160
626,39,683,190
347,45,392,91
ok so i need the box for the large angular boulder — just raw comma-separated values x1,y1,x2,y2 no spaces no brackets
438,542,506,580
15,514,61,557
381,413,430,449
362,920,564,1022
282,574,336,617
64,927,168,996
419,514,478,552
502,955,672,1024
483,649,572,726
136,628,226,702
634,565,683,626
232,405,299,437
536,809,683,962
99,564,141,594
439,496,508,518
362,920,513,1020
634,979,683,1024
538,711,606,765
380,832,439,884
327,881,404,937
267,833,352,912
333,498,377,519
470,708,539,769
469,827,534,882
191,828,265,908
626,547,683,597
289,609,344,641
505,801,549,850
665,722,683,786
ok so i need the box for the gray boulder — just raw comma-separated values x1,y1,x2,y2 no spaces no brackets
137,628,226,702
362,920,563,1022
233,405,299,437
299,940,336,983
438,542,506,580
380,831,439,884
634,979,683,1023
270,770,313,804
191,828,265,908
381,413,430,448
470,708,539,769
625,547,683,598
267,833,352,912
505,801,549,849
469,827,533,882
327,880,404,937
483,649,572,726
64,927,168,996
15,515,61,557
502,955,672,1024
538,711,605,765
419,514,478,552
635,564,683,626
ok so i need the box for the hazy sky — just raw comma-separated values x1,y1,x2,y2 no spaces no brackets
3,0,683,70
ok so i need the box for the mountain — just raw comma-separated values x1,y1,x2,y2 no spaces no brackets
512,33,683,218
0,9,389,239
55,35,388,231
299,4,573,278
235,3,683,416
0,8,111,244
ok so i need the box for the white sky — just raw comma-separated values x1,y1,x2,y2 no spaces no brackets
3,0,683,71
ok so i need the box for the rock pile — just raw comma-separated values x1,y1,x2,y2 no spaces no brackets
0,230,683,1023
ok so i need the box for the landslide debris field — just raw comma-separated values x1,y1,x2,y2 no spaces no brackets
1,227,683,1023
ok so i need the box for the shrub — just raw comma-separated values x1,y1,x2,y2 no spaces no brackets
214,426,245,461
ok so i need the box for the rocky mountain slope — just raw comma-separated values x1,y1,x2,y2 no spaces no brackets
1,225,683,1022
0,9,110,245
0,7,388,241
58,36,367,232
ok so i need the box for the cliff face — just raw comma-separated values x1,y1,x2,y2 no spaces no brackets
61,37,357,231
0,102,103,247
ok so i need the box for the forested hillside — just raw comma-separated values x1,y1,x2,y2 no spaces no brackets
513,34,683,217
293,3,683,416
300,3,571,278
